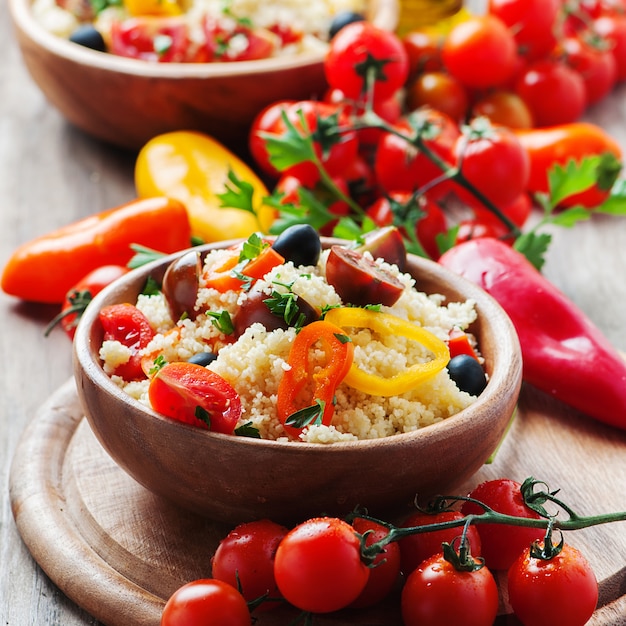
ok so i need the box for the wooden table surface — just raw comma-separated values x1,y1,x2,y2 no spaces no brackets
3,1,626,624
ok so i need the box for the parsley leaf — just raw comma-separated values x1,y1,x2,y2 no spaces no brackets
207,310,235,335
285,400,326,429
217,168,258,216
195,406,211,429
235,422,262,438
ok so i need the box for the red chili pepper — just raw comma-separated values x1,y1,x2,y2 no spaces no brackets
1,197,191,304
439,237,626,430
276,319,354,439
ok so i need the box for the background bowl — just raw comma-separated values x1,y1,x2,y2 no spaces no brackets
8,0,398,152
73,240,522,525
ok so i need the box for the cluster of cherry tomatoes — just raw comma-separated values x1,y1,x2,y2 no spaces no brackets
404,0,626,128
160,478,599,626
247,4,623,261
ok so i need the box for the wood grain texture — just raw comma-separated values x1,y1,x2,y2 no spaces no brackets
2,0,626,623
10,380,626,626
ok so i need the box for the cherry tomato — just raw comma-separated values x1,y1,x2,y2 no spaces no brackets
402,29,445,79
148,362,242,434
325,21,409,102
454,121,530,209
365,192,447,260
401,553,499,626
455,219,510,245
473,192,533,230
99,303,155,381
515,60,587,127
211,519,288,608
471,90,533,129
269,100,359,187
593,14,626,82
488,0,561,61
350,517,401,608
274,517,370,613
374,109,460,201
325,245,405,306
202,17,275,61
461,479,544,571
110,16,190,62
51,265,128,340
161,579,251,626
561,35,618,105
406,72,469,122
248,100,295,179
508,543,598,626
398,510,482,577
441,14,519,89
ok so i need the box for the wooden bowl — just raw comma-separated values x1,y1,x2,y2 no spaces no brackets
8,0,398,152
73,240,522,525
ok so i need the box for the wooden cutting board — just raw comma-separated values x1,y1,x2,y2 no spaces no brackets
9,378,626,626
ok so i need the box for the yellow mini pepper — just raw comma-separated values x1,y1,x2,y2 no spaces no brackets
135,131,276,243
324,307,450,396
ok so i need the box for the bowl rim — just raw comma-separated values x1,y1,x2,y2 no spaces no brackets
9,0,399,78
74,239,522,452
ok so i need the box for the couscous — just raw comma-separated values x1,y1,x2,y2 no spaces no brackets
99,229,484,443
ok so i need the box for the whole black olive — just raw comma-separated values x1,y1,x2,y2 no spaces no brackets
446,354,488,396
188,352,218,367
69,25,107,52
329,11,365,39
272,224,322,267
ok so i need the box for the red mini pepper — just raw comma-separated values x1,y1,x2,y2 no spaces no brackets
277,319,354,439
1,196,191,304
439,237,626,430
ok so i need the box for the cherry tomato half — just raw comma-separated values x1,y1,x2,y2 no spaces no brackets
148,362,242,434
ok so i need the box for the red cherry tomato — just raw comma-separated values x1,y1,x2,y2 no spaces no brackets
593,14,626,82
375,109,460,201
161,579,251,626
454,121,530,210
51,265,129,340
274,517,370,613
561,35,618,105
202,17,275,61
270,101,359,187
461,479,544,571
515,60,587,127
441,14,519,89
488,0,561,61
248,100,295,178
402,29,445,78
110,17,190,62
398,510,482,577
325,21,409,102
473,192,533,230
148,362,242,434
211,519,289,608
406,72,470,122
99,303,155,381
365,191,447,260
471,90,533,129
401,553,499,626
508,543,599,626
350,517,401,608
455,219,511,245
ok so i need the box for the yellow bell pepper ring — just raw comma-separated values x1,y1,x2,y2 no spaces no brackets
324,307,450,396
134,131,276,243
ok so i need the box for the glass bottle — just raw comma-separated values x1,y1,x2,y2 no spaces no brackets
396,0,465,36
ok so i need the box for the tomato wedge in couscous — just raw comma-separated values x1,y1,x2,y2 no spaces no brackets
98,228,486,443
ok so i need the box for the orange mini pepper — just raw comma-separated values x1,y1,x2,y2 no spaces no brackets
277,319,354,439
1,196,191,304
